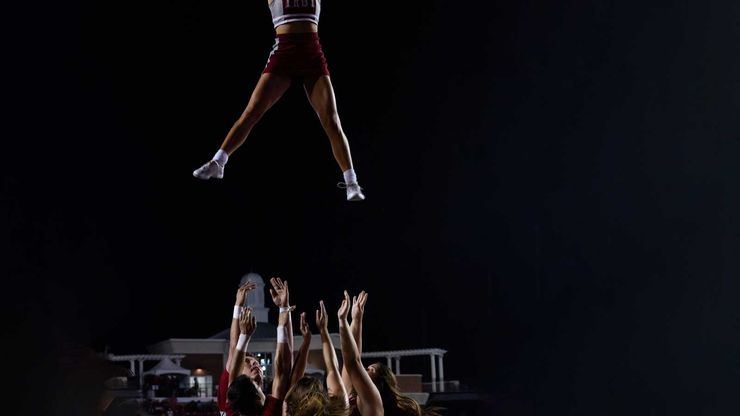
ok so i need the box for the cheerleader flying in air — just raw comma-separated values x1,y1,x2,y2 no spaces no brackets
193,0,365,202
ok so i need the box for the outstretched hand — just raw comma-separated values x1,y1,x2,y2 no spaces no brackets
337,290,351,323
316,301,329,332
239,307,257,336
351,290,368,322
299,312,311,341
236,281,257,305
269,277,290,308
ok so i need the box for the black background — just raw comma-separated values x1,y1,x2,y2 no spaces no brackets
5,0,740,414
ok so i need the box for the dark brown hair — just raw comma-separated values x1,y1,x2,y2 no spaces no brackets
227,375,263,416
371,363,442,416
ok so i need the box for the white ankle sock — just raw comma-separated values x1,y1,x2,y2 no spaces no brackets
213,149,229,166
343,169,357,185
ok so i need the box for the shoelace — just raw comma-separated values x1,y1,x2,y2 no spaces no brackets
197,161,219,171
337,182,362,190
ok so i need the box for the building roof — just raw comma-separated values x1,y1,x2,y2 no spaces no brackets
143,358,191,376
208,322,299,340
108,354,186,361
362,348,447,357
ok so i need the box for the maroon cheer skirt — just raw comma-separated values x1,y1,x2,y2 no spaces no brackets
263,32,330,78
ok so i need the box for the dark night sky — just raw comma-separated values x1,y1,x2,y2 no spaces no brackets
5,0,740,414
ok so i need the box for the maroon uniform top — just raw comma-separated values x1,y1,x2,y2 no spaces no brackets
218,369,284,416
269,0,321,28
218,369,235,416
261,395,284,416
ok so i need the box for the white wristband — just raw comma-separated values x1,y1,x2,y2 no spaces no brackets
233,305,242,319
277,326,288,344
279,306,291,313
236,334,248,352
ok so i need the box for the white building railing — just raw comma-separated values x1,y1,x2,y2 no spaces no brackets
361,348,447,391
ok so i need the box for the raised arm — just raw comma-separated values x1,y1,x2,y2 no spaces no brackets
269,277,294,399
338,291,383,416
290,312,312,386
227,282,257,372
317,300,348,403
228,307,257,386
341,290,368,394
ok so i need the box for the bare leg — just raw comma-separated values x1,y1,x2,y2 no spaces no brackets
303,75,354,172
193,73,292,180
220,73,292,155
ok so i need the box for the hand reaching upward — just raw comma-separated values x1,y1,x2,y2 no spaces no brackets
291,310,313,386
316,300,329,332
337,290,350,324
351,290,368,322
299,312,312,342
269,277,290,308
337,290,383,416
341,290,368,396
235,281,257,306
239,307,257,337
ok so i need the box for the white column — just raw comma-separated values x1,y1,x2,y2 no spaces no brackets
394,357,401,375
386,356,392,367
438,355,444,382
430,354,437,381
438,355,445,392
129,360,135,375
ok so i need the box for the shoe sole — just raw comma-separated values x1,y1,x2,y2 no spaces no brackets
193,172,223,180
